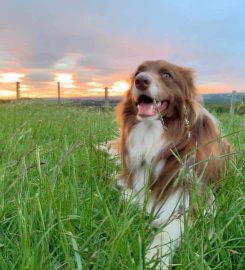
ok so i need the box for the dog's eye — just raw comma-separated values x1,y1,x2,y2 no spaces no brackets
161,72,171,79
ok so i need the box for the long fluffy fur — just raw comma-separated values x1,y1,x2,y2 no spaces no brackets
116,61,230,197
107,60,231,269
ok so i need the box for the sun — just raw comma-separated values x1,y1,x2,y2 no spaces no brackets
55,73,76,89
111,80,129,93
55,73,73,84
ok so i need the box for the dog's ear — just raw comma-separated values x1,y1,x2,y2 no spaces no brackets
179,67,196,99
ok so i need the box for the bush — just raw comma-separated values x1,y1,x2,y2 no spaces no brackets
206,103,230,113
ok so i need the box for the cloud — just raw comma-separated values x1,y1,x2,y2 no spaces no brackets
25,71,53,83
0,0,244,97
0,89,16,97
0,1,110,69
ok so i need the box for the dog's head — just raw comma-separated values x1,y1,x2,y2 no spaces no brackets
128,60,197,120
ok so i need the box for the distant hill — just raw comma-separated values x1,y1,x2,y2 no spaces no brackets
1,92,244,107
203,93,244,104
76,92,245,106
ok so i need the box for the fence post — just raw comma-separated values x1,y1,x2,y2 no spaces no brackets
16,81,20,100
229,90,236,115
104,87,109,109
57,82,61,105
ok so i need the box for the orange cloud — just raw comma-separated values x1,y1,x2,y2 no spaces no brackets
87,81,103,87
197,83,235,94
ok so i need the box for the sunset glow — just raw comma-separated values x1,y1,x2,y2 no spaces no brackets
0,73,25,83
0,90,15,97
111,81,130,93
55,73,73,84
55,73,76,89
87,81,103,87
19,84,30,92
197,83,234,94
87,80,130,96
0,1,244,99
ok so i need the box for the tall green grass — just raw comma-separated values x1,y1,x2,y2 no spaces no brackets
0,103,244,269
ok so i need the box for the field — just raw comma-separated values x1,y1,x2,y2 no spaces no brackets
0,102,244,270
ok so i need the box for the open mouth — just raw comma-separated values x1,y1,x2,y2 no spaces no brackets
135,95,169,117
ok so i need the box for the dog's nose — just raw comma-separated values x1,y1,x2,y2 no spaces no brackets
135,74,151,91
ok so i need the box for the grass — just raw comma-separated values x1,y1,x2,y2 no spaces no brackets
0,102,244,269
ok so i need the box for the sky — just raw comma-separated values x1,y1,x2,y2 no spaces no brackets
0,0,244,99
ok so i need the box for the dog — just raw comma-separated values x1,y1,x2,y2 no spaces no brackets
105,60,231,269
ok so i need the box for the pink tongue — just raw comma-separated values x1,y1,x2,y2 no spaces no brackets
137,103,155,116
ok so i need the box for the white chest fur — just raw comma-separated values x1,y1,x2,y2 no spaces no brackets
123,119,190,269
126,119,166,192
122,120,189,269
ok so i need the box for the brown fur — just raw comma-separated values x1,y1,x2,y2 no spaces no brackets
115,60,231,200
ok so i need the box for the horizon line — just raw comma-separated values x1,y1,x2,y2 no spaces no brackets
1,91,244,101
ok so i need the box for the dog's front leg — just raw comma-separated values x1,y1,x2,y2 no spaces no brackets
146,190,189,269
146,218,183,269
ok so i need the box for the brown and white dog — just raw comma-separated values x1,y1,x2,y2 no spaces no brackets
107,60,230,269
